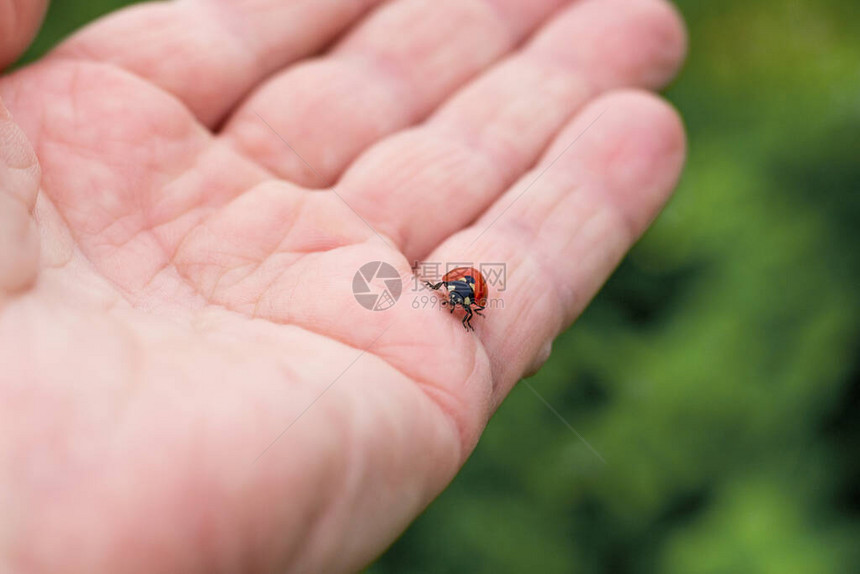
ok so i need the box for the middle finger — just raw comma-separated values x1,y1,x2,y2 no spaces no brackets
219,0,573,187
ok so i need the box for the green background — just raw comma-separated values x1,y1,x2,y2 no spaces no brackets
17,1,860,572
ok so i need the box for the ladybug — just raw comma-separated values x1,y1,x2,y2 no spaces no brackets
424,267,488,332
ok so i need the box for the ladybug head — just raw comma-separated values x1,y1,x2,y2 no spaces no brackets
445,286,465,306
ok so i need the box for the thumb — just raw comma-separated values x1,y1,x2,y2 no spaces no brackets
0,97,40,295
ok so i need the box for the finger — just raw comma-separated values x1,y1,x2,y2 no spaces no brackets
337,0,686,261
428,90,686,405
220,0,572,187
0,0,48,69
0,97,41,295
53,0,388,126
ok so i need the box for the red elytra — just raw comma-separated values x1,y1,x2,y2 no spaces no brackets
442,267,488,307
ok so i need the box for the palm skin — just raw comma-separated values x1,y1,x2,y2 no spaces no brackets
0,0,687,572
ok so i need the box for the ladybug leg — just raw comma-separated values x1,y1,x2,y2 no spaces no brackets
425,281,451,311
462,306,474,332
473,306,486,317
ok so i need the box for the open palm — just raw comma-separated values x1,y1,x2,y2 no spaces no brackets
0,0,686,571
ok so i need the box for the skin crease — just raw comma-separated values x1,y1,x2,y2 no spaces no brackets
0,0,687,572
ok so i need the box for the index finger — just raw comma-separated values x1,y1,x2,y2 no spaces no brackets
427,91,686,404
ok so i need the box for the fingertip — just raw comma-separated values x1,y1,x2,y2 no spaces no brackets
0,0,49,69
554,89,686,235
634,0,689,89
609,0,688,89
607,88,687,197
531,0,688,90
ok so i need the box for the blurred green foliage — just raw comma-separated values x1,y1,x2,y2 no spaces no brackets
17,0,860,572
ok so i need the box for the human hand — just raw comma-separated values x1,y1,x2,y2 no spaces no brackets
0,0,686,571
